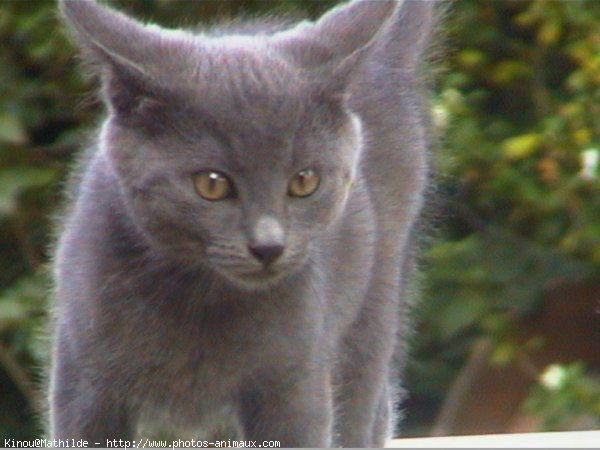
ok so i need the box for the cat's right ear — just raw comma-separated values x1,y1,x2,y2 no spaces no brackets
59,0,194,118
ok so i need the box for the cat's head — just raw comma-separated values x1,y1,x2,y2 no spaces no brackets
60,0,432,288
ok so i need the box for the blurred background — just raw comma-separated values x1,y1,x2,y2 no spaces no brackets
0,0,599,440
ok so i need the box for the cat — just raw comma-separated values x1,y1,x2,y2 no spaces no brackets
50,0,436,447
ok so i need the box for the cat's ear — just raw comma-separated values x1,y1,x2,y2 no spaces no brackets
373,0,437,70
59,0,194,118
277,0,436,70
277,1,437,101
274,0,396,66
311,45,372,105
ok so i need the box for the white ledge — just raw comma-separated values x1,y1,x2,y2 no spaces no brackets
386,430,600,448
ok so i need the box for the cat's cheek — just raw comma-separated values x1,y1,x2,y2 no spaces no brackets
301,203,338,232
323,184,351,223
119,190,205,256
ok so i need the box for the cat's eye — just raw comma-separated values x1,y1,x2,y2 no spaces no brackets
193,170,234,201
288,169,320,198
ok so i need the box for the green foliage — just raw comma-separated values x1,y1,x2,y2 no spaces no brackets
423,229,593,341
406,0,600,433
524,363,600,430
435,0,600,260
0,0,598,439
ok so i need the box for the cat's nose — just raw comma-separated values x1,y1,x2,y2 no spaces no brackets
248,244,285,266
248,215,285,266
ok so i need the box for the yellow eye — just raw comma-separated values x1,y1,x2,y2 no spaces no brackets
288,169,320,198
193,171,233,201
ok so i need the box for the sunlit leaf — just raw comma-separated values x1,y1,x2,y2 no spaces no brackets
0,114,27,145
502,133,544,160
0,166,56,217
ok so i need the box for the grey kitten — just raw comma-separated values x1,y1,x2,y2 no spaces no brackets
51,0,436,447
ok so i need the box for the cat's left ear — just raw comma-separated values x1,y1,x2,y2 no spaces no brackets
309,45,372,104
272,1,396,103
273,0,396,67
275,1,438,101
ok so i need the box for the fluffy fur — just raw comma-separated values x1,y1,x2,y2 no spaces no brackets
50,0,436,447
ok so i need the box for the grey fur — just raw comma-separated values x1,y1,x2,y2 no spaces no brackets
51,0,436,447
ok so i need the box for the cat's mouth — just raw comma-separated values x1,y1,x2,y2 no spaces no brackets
209,251,307,287
216,261,294,287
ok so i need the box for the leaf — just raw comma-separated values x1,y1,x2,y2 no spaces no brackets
0,166,56,217
537,20,562,45
435,292,489,340
458,49,487,69
490,341,518,366
492,60,533,84
0,272,48,331
0,297,30,330
0,114,27,145
502,133,544,160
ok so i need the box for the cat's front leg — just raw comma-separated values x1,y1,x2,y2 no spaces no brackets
371,385,393,448
333,317,396,447
239,369,333,447
333,364,390,447
50,351,135,446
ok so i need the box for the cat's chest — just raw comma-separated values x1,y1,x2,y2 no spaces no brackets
128,324,245,435
118,310,272,427
110,279,321,407
128,331,243,425
124,303,283,379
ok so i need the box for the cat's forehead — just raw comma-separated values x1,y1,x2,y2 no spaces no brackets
177,39,313,140
184,36,304,101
